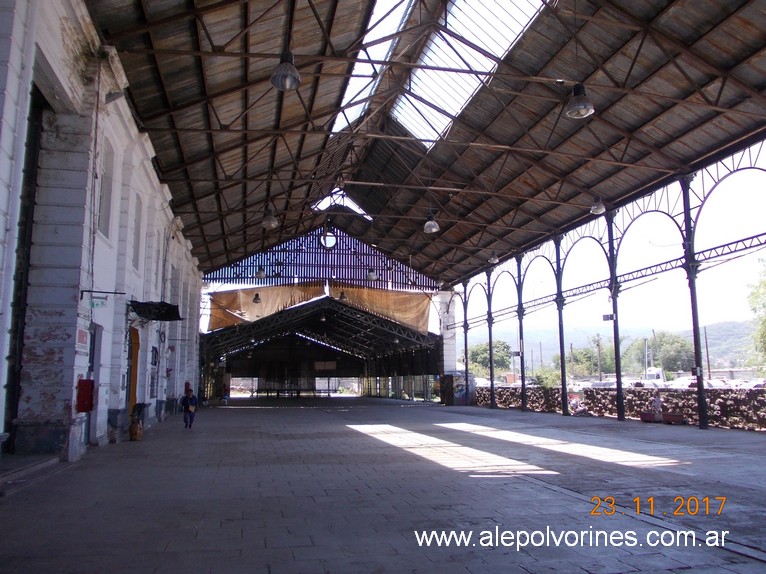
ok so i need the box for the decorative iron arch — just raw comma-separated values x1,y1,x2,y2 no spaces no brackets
452,140,766,330
443,141,766,426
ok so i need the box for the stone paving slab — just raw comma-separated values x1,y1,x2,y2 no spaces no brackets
0,397,764,573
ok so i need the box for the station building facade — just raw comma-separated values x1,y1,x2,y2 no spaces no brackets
0,0,202,460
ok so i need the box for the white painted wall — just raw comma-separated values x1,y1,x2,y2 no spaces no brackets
0,0,37,452
0,0,201,459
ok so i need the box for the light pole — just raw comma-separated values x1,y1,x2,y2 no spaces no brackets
596,334,602,382
485,269,497,408
644,337,648,380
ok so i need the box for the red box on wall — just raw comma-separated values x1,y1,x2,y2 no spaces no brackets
76,379,95,412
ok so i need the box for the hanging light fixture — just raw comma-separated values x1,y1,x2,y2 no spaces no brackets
366,268,377,281
423,212,440,234
488,251,499,265
252,293,261,304
319,314,326,322
565,1,594,120
423,163,441,234
338,291,347,302
590,197,606,215
565,83,594,119
270,51,300,91
255,266,266,279
262,207,279,230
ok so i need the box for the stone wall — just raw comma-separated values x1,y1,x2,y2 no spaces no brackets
476,387,766,430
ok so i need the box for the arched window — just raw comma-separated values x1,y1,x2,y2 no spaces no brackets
97,141,114,237
132,195,143,270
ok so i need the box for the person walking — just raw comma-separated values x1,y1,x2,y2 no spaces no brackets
180,388,198,429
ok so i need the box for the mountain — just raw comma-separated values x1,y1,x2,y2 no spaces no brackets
679,320,756,367
466,320,757,366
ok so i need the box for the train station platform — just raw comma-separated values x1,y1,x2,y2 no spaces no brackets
1,397,764,573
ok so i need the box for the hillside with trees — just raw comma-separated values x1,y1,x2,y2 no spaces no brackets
464,320,758,382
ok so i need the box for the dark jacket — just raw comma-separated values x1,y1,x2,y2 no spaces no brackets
180,394,198,412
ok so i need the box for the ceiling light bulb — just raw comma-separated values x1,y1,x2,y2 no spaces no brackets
590,197,606,215
488,252,499,265
262,208,279,230
423,213,440,234
252,293,261,304
565,83,594,119
270,51,301,91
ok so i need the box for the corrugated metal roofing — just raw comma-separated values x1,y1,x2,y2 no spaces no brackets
86,0,766,289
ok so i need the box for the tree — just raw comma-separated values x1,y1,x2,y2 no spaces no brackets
622,332,694,375
590,335,615,376
467,341,513,374
621,338,650,375
552,335,616,379
654,331,695,372
748,263,766,362
534,365,561,388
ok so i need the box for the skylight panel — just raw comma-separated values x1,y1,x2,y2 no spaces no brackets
331,0,414,133
391,0,546,148
313,188,373,221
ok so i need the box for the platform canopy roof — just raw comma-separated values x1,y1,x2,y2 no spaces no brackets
86,0,766,290
203,294,442,360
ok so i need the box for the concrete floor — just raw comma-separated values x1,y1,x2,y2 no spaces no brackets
1,397,764,574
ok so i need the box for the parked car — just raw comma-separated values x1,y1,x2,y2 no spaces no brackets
736,380,766,389
509,381,540,388
590,380,616,389
568,381,590,391
685,378,730,389
728,379,752,389
632,379,665,389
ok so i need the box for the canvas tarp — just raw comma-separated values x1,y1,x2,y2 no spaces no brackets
328,284,430,333
207,282,431,334
207,283,325,330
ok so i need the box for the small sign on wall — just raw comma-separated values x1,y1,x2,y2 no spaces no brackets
77,328,89,346
90,296,107,308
